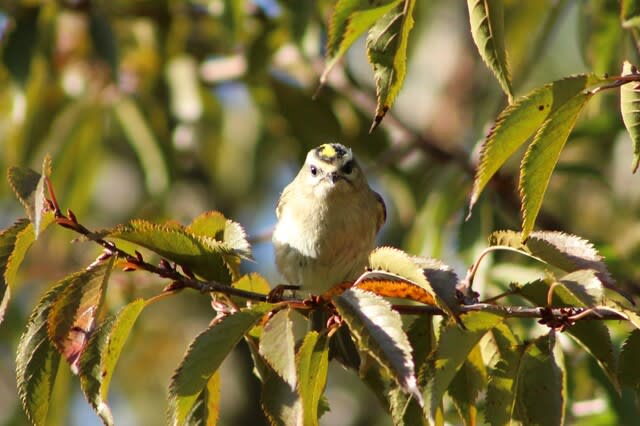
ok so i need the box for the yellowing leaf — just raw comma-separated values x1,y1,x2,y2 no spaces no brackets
296,331,330,426
366,0,416,130
620,61,640,172
520,91,593,240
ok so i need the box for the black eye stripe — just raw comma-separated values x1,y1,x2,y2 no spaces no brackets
341,160,354,174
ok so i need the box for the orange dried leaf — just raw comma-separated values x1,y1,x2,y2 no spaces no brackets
356,279,437,306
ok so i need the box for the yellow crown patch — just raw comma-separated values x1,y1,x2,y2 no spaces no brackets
318,143,337,158
316,143,349,162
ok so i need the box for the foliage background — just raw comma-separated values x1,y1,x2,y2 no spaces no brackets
1,0,639,425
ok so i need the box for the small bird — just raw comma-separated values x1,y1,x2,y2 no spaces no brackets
273,143,386,294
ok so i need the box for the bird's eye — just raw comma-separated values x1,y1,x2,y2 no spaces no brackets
310,165,318,176
342,160,354,175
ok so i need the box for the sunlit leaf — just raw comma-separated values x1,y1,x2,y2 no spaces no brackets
355,271,437,307
296,331,330,426
520,91,593,239
184,372,221,426
334,288,422,406
16,279,65,425
425,311,504,422
322,0,401,85
470,74,601,214
467,0,513,100
513,333,565,425
108,219,240,283
168,303,272,425
7,155,51,238
620,61,640,173
0,215,53,324
520,279,618,389
618,329,640,391
366,0,416,130
47,258,114,374
232,273,270,297
79,299,146,426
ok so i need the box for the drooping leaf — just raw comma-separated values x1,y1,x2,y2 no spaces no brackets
425,311,504,422
47,258,114,373
296,331,330,426
0,215,54,324
520,279,618,389
618,329,640,391
259,308,297,387
466,0,513,100
620,61,640,173
513,333,565,426
484,323,521,426
261,359,303,426
321,0,401,84
520,91,593,239
168,303,272,425
469,74,602,214
622,0,640,29
366,0,416,130
107,219,241,283
113,97,169,196
16,279,66,425
79,299,146,426
355,270,437,307
7,155,51,238
448,345,486,425
388,384,428,426
334,288,422,406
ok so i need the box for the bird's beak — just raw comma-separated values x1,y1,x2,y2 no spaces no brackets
327,172,344,184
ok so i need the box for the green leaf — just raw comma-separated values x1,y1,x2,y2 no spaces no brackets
232,273,270,296
47,258,114,373
448,345,486,425
620,61,640,173
7,156,51,238
261,361,303,426
519,279,618,389
113,97,169,196
168,303,272,425
622,0,640,28
425,311,504,422
79,299,146,426
108,219,241,283
296,331,330,426
334,288,422,406
184,371,221,426
467,0,512,100
16,279,65,426
484,323,521,426
618,329,640,391
469,74,601,213
260,308,297,387
187,211,252,280
513,333,566,426
0,216,54,324
520,91,593,240
321,0,401,84
366,0,416,130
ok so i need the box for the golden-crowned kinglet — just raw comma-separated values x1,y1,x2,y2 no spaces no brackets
273,143,386,294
